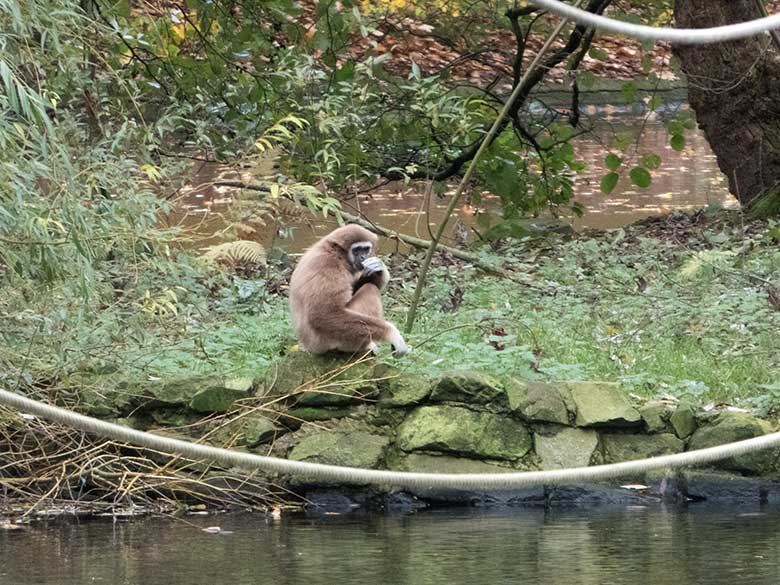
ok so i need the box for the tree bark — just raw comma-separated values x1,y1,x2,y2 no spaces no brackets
673,0,780,206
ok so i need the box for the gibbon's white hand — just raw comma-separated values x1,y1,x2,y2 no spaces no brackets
361,256,386,276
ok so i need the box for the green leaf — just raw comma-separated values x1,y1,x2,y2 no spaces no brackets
588,47,609,61
629,167,652,188
641,153,662,170
600,172,620,194
605,153,622,171
671,134,685,151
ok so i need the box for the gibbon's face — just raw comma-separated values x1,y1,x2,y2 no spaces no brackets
348,240,373,272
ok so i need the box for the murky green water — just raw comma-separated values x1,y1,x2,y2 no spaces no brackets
166,103,736,253
3,506,780,585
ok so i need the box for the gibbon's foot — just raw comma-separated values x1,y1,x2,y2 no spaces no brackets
366,341,379,355
361,256,386,276
391,343,411,358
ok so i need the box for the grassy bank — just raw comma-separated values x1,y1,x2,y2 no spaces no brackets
7,209,778,412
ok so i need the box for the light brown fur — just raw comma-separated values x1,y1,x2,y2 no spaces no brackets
289,225,408,355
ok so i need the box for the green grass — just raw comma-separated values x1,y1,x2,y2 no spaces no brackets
4,212,779,411
381,216,780,407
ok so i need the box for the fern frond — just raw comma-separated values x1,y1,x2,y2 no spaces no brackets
200,240,267,266
678,250,735,280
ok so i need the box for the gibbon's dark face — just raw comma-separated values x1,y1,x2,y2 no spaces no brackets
349,241,373,272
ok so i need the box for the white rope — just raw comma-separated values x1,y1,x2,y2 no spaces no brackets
1,388,779,490
528,0,780,45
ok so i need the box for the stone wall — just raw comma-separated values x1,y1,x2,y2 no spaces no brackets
127,353,780,509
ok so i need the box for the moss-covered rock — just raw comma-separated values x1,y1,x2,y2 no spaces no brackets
190,378,253,413
211,414,278,447
429,372,504,405
378,375,432,407
505,380,570,424
146,377,210,406
284,407,354,425
601,433,684,463
390,453,516,474
688,412,776,474
568,382,641,427
260,352,378,406
396,405,532,461
150,408,202,427
534,428,599,469
288,428,390,469
670,402,698,439
639,401,675,433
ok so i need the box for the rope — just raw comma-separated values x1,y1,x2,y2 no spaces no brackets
1,388,779,490
528,0,780,45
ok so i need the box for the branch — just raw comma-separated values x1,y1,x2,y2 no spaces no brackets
392,0,613,183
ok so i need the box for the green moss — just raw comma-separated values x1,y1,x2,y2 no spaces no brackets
396,405,532,461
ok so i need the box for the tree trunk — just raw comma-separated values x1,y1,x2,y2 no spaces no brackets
673,0,780,207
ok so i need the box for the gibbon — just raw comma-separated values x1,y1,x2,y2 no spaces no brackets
289,224,410,357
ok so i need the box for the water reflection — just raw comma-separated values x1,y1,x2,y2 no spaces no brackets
2,506,779,585
164,107,736,254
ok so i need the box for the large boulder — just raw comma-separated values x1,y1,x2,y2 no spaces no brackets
688,412,777,475
534,428,599,469
505,380,571,425
601,433,684,464
288,427,390,469
429,372,504,405
568,382,641,427
378,375,432,407
396,405,532,461
260,352,379,406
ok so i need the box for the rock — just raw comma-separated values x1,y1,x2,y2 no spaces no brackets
392,453,516,475
213,414,278,447
261,352,378,406
288,429,390,469
429,372,504,405
505,380,570,424
378,375,432,407
284,407,353,426
392,454,544,506
639,401,675,433
396,405,532,461
150,408,201,427
688,412,776,474
545,484,661,506
145,377,207,406
568,382,641,427
534,428,599,470
189,379,252,413
681,470,767,502
601,433,684,463
670,402,698,439
77,380,138,416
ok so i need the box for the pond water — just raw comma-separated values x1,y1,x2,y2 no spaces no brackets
165,102,737,254
3,505,780,585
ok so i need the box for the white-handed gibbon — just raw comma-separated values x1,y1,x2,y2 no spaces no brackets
289,224,410,357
